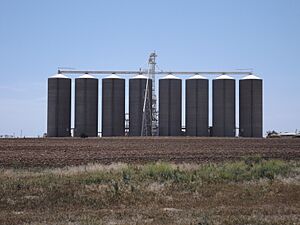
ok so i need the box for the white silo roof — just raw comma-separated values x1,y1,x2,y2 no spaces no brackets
50,74,69,79
215,75,234,80
162,74,180,79
79,74,96,79
132,74,148,79
242,75,261,80
188,75,207,79
104,74,121,79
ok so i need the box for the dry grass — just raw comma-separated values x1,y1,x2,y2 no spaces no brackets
0,157,299,225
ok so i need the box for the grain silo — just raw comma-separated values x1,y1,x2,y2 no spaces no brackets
102,75,125,136
239,75,263,137
159,75,182,136
129,75,152,136
186,75,209,136
212,75,236,137
47,74,71,137
74,74,98,137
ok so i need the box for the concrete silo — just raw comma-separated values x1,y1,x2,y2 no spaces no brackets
186,75,209,136
212,75,236,137
74,74,98,137
159,75,182,136
102,75,125,136
239,75,263,137
47,74,71,137
129,75,152,136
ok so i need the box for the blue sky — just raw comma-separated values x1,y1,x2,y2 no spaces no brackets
0,0,299,136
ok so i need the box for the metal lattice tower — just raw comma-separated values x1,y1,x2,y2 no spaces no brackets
149,52,158,135
141,52,158,136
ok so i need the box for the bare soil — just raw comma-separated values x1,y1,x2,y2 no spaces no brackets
0,137,299,168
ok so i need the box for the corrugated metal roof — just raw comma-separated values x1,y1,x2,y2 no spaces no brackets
242,75,261,80
78,74,96,79
188,75,207,80
215,75,234,80
104,74,121,79
132,74,148,79
50,74,69,79
162,74,180,79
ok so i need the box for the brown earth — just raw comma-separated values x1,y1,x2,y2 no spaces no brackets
0,137,300,168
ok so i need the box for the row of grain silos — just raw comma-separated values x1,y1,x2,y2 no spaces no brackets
159,74,209,136
47,73,262,138
160,74,262,137
47,74,149,137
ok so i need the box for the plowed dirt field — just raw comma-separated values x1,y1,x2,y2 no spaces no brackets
0,137,299,168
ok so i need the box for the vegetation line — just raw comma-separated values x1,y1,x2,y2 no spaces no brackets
0,156,299,225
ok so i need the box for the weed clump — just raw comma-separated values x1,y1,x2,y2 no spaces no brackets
141,162,177,181
196,156,291,182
